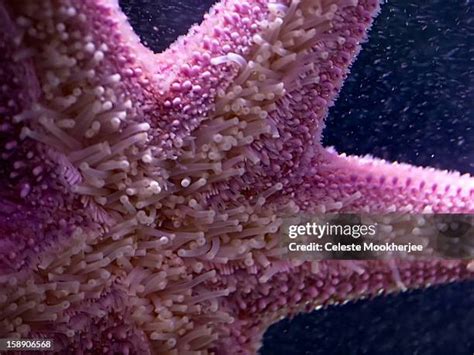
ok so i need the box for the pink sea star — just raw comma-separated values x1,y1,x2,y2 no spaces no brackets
0,0,473,353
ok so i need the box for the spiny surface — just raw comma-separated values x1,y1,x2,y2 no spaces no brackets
0,0,473,354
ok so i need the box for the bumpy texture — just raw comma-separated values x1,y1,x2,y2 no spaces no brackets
0,0,473,353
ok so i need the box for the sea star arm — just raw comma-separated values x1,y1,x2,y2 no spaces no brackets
213,149,474,352
147,0,381,179
296,148,474,213
216,259,474,353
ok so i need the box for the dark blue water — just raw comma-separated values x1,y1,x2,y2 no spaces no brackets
120,1,474,354
323,0,474,175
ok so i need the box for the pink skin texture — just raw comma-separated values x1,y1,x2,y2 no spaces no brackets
0,0,473,353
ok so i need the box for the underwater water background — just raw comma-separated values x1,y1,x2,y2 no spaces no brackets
120,0,474,354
